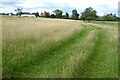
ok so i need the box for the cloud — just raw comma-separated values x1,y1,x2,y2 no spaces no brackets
1,0,24,2
16,0,46,8
0,0,119,16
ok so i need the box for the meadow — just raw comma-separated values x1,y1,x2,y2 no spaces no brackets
2,16,118,78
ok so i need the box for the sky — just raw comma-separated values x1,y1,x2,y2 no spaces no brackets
0,0,119,16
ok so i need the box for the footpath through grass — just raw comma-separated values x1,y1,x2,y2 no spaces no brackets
3,22,118,78
73,28,118,78
3,25,93,78
22,26,95,78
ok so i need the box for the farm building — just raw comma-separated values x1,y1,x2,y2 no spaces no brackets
21,12,35,17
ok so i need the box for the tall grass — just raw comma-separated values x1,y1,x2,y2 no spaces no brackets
2,16,83,78
2,16,118,78
73,28,118,78
0,15,2,79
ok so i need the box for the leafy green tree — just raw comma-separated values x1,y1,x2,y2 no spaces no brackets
72,9,79,20
65,12,69,19
62,12,69,19
15,8,23,18
50,14,56,18
53,9,63,18
35,12,39,18
44,11,50,18
81,7,97,22
62,15,66,19
102,13,118,21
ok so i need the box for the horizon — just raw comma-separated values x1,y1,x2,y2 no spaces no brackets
0,0,119,16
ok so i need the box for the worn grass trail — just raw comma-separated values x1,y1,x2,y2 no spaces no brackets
2,17,118,78
50,29,96,78
73,27,118,78
19,27,93,78
3,25,93,78
23,26,95,78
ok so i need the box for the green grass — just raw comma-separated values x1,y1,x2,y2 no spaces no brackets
89,21,118,27
0,25,2,79
2,17,118,78
3,26,93,78
73,28,118,78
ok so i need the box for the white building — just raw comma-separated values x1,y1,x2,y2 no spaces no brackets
21,14,35,17
21,12,35,17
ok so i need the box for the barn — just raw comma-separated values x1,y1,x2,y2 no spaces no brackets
21,12,35,17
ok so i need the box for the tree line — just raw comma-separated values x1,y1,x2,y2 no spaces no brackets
14,7,119,22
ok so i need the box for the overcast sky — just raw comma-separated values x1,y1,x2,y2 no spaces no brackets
0,0,119,16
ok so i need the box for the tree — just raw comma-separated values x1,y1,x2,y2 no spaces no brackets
62,13,69,19
81,7,97,22
102,13,118,21
65,12,69,19
53,9,63,18
50,14,56,18
44,11,50,18
62,15,66,19
15,8,23,18
35,12,39,18
72,9,79,20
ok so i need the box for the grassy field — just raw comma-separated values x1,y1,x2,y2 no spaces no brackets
2,16,118,78
0,16,2,79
